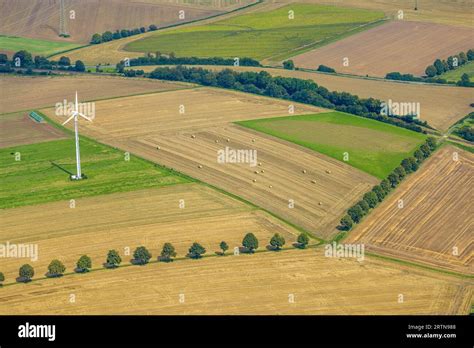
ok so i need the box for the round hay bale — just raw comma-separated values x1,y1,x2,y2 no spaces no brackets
198,165,202,169
191,135,196,139
261,169,265,173
326,169,331,174
252,138,255,142
226,138,230,142
254,171,259,174
311,179,316,184
318,202,323,205
258,162,262,166
302,169,307,174
269,185,272,188
156,146,161,150
252,179,257,183
215,140,219,143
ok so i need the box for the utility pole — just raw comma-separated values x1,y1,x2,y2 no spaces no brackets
59,0,69,37
414,0,418,11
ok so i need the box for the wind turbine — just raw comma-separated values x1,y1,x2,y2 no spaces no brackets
62,91,92,180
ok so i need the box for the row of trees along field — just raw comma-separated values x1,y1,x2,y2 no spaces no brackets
125,65,427,133
0,233,311,285
118,53,260,71
386,48,474,87
90,24,159,44
339,137,438,233
0,50,85,73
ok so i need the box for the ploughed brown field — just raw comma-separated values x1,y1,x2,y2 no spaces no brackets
42,87,378,239
0,183,300,282
346,145,474,275
0,0,230,44
0,247,471,315
290,21,474,78
141,65,474,131
0,112,66,148
0,75,186,114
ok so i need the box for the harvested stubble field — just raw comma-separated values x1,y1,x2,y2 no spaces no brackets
0,75,186,114
43,87,378,238
0,0,225,44
346,145,474,275
0,112,66,148
150,65,473,131
304,0,474,28
0,247,471,315
0,183,299,283
290,20,474,77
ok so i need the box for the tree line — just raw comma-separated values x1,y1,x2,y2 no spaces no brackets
339,137,438,231
90,24,159,44
0,50,85,74
118,53,260,71
0,232,311,286
386,48,474,87
128,65,426,133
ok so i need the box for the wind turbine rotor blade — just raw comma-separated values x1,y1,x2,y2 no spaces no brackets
62,113,76,125
77,112,93,122
75,91,78,111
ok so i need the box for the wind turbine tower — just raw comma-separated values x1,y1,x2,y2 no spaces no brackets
62,92,92,180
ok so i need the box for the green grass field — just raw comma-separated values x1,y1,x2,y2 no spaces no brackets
125,4,384,61
0,35,81,56
237,112,426,178
439,61,474,82
0,137,190,209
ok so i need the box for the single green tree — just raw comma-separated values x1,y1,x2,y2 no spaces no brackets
340,215,353,230
219,241,229,255
297,233,309,248
387,173,400,188
270,233,286,251
363,191,379,208
133,246,152,265
106,250,122,268
348,205,364,223
0,272,4,286
414,149,425,162
90,33,102,44
58,56,71,66
19,264,34,282
242,233,259,253
160,243,176,262
425,65,437,77
47,259,66,277
188,242,206,259
372,185,385,201
76,255,92,273
358,200,370,213
426,137,437,151
74,60,85,72
283,60,295,70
